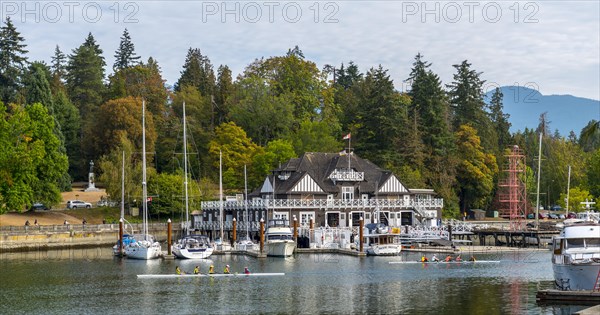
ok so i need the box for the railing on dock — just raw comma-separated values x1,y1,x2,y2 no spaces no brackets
0,222,182,234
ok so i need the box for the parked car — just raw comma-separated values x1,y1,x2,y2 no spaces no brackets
29,202,49,211
97,199,118,207
550,205,562,211
67,200,92,209
567,212,577,219
548,213,559,219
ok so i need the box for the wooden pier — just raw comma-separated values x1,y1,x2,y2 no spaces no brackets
536,289,600,304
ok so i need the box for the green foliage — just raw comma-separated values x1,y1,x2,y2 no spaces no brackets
0,17,28,104
208,122,260,189
66,34,106,118
290,120,341,155
147,171,202,218
228,76,294,146
558,187,595,212
107,61,167,115
586,149,600,198
579,120,600,152
113,29,141,71
455,125,498,212
0,102,68,213
251,139,296,188
175,48,216,97
90,97,157,160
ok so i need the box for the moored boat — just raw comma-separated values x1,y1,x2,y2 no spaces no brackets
362,223,401,256
552,219,600,291
265,219,296,257
124,100,162,260
172,234,214,259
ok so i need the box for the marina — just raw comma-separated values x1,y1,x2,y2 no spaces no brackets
0,247,595,314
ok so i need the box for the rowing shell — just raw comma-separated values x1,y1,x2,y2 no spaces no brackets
137,273,285,279
388,260,500,264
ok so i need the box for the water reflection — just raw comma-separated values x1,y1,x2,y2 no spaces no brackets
0,249,593,314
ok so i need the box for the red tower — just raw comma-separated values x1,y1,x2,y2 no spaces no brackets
498,145,528,230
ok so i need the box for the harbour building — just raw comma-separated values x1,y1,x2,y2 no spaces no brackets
197,152,443,237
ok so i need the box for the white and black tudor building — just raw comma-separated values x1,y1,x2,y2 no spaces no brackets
197,152,443,233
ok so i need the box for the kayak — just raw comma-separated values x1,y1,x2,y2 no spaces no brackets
137,272,285,279
388,260,500,264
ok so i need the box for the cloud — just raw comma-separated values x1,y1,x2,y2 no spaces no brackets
6,0,599,100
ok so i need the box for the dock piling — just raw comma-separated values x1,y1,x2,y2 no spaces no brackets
232,218,237,244
359,217,363,253
119,218,123,257
259,218,264,254
167,218,172,256
293,216,298,243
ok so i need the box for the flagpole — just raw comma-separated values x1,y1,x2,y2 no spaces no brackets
347,133,351,170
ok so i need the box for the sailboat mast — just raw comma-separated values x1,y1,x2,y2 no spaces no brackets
142,100,148,239
535,132,542,228
183,102,189,232
219,150,224,243
244,164,248,238
121,151,125,220
566,165,571,216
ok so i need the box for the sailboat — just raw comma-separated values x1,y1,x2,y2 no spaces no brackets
124,100,162,260
112,151,135,256
236,165,256,250
171,102,214,259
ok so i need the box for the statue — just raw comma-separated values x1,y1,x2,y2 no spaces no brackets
85,160,100,192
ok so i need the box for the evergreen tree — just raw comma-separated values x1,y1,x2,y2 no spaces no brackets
175,48,216,97
215,65,233,125
489,87,511,151
0,17,28,104
66,35,106,118
23,62,53,111
51,45,66,81
113,29,141,71
447,60,497,151
52,90,81,179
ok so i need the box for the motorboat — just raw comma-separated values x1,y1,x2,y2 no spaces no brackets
552,219,600,290
362,224,402,256
265,219,296,257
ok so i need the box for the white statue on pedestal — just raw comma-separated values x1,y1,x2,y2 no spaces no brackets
85,160,100,192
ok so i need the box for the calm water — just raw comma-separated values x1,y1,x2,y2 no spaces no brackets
0,248,591,314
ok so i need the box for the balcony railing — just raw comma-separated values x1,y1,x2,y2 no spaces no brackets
200,198,443,211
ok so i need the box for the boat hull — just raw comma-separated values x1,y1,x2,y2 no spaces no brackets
553,263,600,291
366,244,402,256
172,246,214,259
125,241,162,260
265,240,295,257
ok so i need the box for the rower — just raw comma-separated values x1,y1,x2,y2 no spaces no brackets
469,256,476,262
455,255,462,262
444,255,452,262
431,254,439,262
224,265,231,274
421,255,429,262
176,266,181,275
193,266,200,274
209,265,215,274
244,267,250,275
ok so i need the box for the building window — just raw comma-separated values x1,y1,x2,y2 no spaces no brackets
273,211,289,220
362,194,369,200
300,212,315,225
342,186,354,200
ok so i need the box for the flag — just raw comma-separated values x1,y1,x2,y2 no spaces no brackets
342,133,351,140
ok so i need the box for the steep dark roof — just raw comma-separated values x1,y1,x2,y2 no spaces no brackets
271,152,399,195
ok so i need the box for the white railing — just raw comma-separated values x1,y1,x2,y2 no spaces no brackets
201,198,443,211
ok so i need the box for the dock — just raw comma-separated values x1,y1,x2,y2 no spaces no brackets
536,289,600,304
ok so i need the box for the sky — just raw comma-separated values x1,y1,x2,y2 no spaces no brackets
2,0,600,100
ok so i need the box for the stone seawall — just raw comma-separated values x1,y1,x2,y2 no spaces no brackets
0,223,183,253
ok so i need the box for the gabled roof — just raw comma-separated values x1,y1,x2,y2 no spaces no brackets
270,152,411,195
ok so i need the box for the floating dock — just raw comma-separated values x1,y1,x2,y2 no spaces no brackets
536,289,600,304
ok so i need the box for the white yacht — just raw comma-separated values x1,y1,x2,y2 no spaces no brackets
172,234,214,259
171,102,213,259
265,219,296,257
124,100,162,260
552,219,600,291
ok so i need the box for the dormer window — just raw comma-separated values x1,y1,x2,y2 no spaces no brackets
278,171,291,180
342,186,354,200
